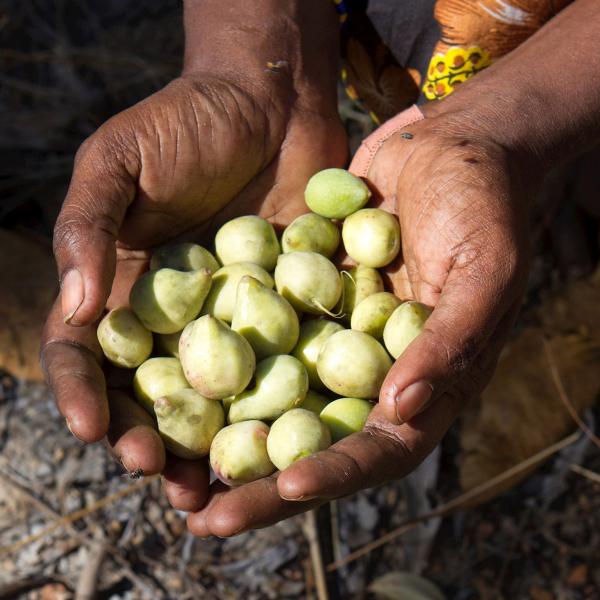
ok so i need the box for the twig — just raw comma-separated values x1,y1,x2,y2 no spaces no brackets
543,337,600,450
303,510,329,600
325,430,581,572
0,474,159,556
75,541,107,600
569,463,600,484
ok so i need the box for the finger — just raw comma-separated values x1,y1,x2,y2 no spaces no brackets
187,476,322,538
106,390,166,475
380,279,525,424
53,126,139,326
41,298,109,442
162,456,211,513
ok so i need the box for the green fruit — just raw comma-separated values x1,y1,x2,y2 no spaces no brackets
281,213,340,257
317,330,392,399
383,301,432,359
97,307,152,368
338,265,384,320
342,208,400,268
274,252,342,314
320,397,372,442
214,215,280,271
351,292,402,340
201,262,274,323
292,319,345,391
210,421,275,486
267,408,331,470
228,354,308,423
154,389,224,459
130,268,212,334
133,357,190,414
304,168,371,219
150,243,220,274
179,315,255,400
154,330,182,358
231,276,299,359
297,390,331,415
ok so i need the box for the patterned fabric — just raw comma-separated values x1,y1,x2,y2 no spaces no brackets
342,0,574,120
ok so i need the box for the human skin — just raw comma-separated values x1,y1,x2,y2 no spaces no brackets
42,0,600,533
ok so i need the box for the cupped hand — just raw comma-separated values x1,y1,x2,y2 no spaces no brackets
41,72,347,510
187,105,536,537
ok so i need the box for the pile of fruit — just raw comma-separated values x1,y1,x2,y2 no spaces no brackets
97,169,431,485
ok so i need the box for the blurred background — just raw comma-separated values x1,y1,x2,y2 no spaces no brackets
1,2,599,598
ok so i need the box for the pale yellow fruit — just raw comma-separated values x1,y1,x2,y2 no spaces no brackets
267,408,331,470
320,397,372,442
338,265,384,320
210,421,275,486
133,357,190,414
155,389,224,459
351,292,402,340
317,330,392,398
130,268,212,334
383,301,432,359
281,213,340,257
228,354,308,423
297,390,331,415
97,307,152,368
154,330,182,358
150,243,219,273
179,315,255,400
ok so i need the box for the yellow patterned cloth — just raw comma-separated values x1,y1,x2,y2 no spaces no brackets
423,46,492,100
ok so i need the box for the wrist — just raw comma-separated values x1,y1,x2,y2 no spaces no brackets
182,0,340,116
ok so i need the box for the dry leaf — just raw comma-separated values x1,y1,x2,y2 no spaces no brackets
369,571,445,600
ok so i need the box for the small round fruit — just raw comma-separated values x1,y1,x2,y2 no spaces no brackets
320,397,372,442
338,265,383,320
292,319,345,391
342,208,400,268
154,389,224,459
281,213,340,257
133,357,190,414
97,307,152,368
154,330,182,358
214,215,279,271
304,168,371,219
317,330,392,398
267,409,331,471
383,301,432,359
274,252,342,314
351,292,402,340
210,421,275,486
150,243,220,273
297,390,331,415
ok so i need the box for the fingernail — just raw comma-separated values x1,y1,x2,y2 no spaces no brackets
280,493,317,502
65,418,83,442
396,381,434,422
61,269,84,324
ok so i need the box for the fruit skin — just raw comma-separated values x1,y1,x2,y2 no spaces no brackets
154,330,182,358
214,215,280,271
298,390,331,415
383,301,432,359
267,408,331,471
228,354,309,423
210,421,275,486
201,262,274,323
179,315,255,400
281,213,340,257
130,267,212,334
342,208,400,268
97,307,152,368
231,276,299,359
304,168,371,219
154,389,224,459
317,329,392,399
133,357,190,414
274,252,342,315
320,397,372,442
292,319,345,392
339,265,384,320
351,292,402,340
150,243,220,274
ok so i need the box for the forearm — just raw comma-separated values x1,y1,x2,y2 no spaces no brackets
427,0,600,171
182,0,340,114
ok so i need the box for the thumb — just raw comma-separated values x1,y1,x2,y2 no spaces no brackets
53,130,139,326
379,260,524,424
